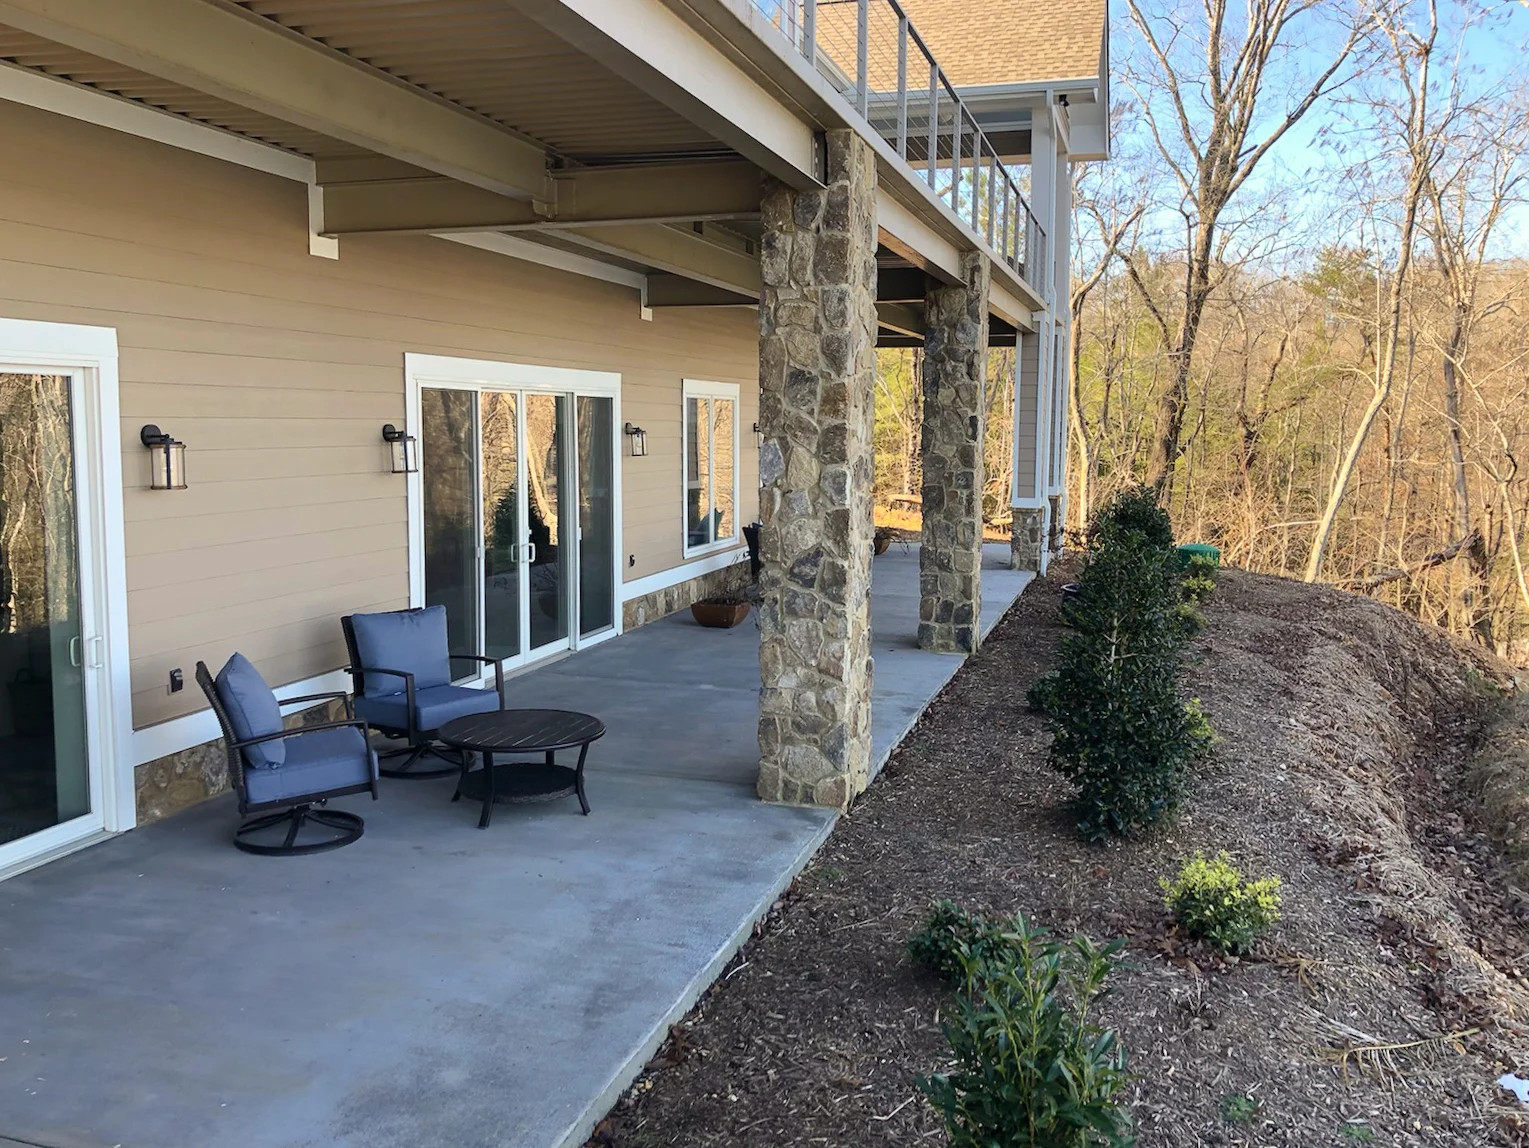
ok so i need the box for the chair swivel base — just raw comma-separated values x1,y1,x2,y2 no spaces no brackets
234,803,364,856
376,740,461,780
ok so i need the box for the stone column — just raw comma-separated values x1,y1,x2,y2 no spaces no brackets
755,130,878,809
918,252,990,653
1012,506,1046,571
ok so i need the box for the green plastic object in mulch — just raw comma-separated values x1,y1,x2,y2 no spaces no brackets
1177,543,1221,569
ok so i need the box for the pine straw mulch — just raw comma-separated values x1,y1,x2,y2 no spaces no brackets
591,566,1529,1148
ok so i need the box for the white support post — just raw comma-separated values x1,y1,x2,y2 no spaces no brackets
1014,98,1056,518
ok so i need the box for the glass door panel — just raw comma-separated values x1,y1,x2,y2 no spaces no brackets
0,372,89,847
711,397,736,542
523,392,569,653
686,396,711,546
576,396,615,637
421,388,480,663
479,391,521,663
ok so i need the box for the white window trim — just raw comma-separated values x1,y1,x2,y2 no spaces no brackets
0,318,133,877
681,379,742,559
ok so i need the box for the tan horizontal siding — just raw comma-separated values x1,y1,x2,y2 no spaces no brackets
0,103,759,728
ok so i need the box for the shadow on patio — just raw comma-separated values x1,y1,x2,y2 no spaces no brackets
0,544,1031,1148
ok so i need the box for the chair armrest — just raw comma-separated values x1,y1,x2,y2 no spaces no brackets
346,665,419,739
449,654,510,709
231,719,369,751
346,664,416,688
279,690,354,719
447,654,506,708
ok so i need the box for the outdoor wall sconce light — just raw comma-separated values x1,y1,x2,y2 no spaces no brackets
139,425,187,490
753,421,764,448
382,424,418,474
624,422,648,457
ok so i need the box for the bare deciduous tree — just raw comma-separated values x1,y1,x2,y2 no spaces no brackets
1122,0,1373,492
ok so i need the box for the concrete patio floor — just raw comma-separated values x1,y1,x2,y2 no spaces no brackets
0,545,1030,1148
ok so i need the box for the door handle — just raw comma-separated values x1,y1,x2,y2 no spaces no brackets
89,635,105,669
68,635,82,668
525,542,537,565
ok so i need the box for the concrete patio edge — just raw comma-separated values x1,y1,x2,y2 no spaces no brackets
550,811,840,1148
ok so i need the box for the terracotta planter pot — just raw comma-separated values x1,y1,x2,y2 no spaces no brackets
690,598,751,628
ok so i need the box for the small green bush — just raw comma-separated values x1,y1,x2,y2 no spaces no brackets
1092,485,1175,551
917,915,1133,1148
1161,852,1282,954
907,900,1023,988
1220,1093,1260,1124
1174,599,1208,639
1181,572,1217,604
1184,699,1215,760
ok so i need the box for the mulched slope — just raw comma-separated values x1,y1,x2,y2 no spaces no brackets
593,568,1529,1148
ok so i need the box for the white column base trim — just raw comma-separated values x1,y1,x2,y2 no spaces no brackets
622,548,750,601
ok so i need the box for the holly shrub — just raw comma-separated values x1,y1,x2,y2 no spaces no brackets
1092,485,1175,550
1044,529,1195,839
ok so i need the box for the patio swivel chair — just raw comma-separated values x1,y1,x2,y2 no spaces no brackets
197,655,379,856
340,605,507,779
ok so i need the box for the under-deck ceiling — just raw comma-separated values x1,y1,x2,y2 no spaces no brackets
1,0,742,166
232,0,731,163
0,23,370,157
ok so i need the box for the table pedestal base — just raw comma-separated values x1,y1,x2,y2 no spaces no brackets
452,748,591,828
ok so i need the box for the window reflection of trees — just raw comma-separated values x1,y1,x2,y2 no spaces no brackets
0,374,76,638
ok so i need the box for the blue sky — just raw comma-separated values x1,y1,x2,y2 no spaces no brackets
1102,0,1529,266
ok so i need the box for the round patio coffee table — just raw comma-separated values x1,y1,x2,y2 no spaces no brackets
439,709,604,829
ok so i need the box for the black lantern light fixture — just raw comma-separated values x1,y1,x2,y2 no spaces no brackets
381,424,418,474
139,425,187,490
623,422,648,457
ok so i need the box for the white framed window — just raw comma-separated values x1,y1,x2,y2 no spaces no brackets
681,379,740,557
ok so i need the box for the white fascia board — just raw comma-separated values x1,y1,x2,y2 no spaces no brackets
876,191,964,283
0,59,312,182
989,282,1037,334
509,0,820,188
436,232,646,294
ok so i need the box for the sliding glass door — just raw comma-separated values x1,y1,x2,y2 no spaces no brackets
0,370,98,866
419,381,617,673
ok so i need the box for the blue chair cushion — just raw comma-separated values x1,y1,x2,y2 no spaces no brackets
355,683,500,734
243,726,377,806
214,653,285,768
350,607,454,698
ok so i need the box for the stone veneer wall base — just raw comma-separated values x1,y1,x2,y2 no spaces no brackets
1011,506,1047,572
621,559,753,631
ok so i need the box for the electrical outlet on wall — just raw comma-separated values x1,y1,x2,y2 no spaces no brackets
169,668,183,694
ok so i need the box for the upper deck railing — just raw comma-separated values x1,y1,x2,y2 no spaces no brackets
746,0,1047,296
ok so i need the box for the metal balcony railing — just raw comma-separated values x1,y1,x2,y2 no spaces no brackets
747,0,1047,295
